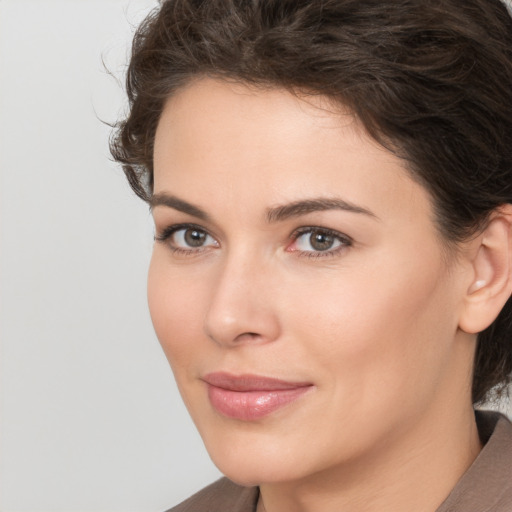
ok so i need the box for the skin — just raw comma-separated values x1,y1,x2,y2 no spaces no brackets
149,78,484,512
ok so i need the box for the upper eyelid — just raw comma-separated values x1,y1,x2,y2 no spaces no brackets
155,224,219,255
289,226,353,254
155,222,214,240
154,218,224,243
291,226,352,242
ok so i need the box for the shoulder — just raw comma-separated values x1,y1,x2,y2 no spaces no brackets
165,477,258,512
437,411,512,512
481,412,512,510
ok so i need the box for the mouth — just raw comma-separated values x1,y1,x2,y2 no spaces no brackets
202,372,313,421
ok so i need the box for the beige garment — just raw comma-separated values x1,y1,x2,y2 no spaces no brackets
167,411,512,512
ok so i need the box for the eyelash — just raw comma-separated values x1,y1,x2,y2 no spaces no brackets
288,226,353,258
154,223,218,256
154,223,352,258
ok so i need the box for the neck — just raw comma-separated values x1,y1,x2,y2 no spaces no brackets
257,403,481,512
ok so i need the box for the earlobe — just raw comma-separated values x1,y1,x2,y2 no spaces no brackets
459,205,512,334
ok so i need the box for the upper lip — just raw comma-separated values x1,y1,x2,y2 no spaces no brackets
202,372,312,391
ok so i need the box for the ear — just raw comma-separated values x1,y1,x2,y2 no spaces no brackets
459,204,512,334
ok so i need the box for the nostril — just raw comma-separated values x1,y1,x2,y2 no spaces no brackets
233,332,261,343
205,330,260,345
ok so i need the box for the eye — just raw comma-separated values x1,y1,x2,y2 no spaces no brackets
155,224,218,253
173,227,214,248
288,227,351,256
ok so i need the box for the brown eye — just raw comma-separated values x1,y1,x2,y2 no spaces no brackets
291,227,351,255
164,226,218,251
183,228,207,247
309,230,336,251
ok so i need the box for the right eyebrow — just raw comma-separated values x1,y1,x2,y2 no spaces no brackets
149,193,211,222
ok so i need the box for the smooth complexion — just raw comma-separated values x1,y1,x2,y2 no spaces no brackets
149,78,486,512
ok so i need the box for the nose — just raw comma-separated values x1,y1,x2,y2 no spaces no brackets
203,252,281,347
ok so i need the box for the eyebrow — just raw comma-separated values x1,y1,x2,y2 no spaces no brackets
149,192,377,223
266,197,378,223
149,193,211,221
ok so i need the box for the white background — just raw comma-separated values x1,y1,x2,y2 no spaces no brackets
0,1,510,511
0,1,221,511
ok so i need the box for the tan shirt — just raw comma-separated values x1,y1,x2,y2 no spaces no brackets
168,411,512,512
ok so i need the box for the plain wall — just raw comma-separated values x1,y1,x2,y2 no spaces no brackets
1,1,511,512
0,1,221,511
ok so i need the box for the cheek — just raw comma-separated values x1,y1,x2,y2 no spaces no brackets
147,251,208,370
285,252,456,400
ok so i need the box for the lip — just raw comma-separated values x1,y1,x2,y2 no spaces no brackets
203,372,313,421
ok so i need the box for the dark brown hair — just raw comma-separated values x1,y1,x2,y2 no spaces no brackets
111,0,512,404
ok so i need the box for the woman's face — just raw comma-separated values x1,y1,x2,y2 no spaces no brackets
149,78,475,485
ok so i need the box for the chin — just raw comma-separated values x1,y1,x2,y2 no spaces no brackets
199,426,320,487
213,458,301,488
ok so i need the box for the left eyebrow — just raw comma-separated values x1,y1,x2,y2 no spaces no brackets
266,197,378,223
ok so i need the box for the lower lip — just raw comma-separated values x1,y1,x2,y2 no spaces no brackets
207,385,312,421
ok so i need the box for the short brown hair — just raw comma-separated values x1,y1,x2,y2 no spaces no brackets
111,0,512,404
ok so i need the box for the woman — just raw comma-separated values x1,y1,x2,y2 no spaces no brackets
111,1,512,511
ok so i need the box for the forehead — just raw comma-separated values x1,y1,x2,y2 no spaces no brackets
153,78,434,227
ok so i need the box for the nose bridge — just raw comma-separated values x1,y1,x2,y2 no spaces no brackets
203,246,280,347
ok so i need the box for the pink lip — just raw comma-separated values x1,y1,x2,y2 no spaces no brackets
203,372,313,421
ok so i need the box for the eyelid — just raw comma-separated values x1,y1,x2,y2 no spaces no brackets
291,225,352,242
155,223,219,251
155,223,188,242
287,226,353,257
